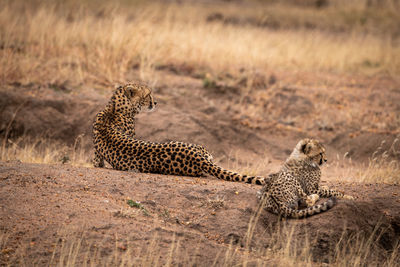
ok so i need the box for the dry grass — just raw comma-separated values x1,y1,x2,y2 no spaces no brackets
357,138,400,184
1,200,398,266
331,223,400,267
331,137,400,184
0,136,92,167
1,0,399,88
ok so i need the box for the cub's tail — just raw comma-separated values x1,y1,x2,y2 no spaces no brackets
289,197,337,219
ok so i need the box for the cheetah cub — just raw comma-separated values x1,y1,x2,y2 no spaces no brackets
258,138,353,219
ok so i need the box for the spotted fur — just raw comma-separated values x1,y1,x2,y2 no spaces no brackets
258,138,353,219
93,83,266,185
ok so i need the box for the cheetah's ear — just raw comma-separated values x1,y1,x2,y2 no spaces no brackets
300,139,312,154
301,143,307,154
123,85,139,98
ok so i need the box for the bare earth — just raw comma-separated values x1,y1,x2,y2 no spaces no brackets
1,69,400,265
0,161,399,266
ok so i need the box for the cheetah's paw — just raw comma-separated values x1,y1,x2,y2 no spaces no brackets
306,194,320,207
343,195,354,200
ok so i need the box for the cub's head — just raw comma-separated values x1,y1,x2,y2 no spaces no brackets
111,83,157,116
290,138,327,167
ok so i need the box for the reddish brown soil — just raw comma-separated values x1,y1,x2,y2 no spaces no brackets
0,161,399,266
1,69,400,265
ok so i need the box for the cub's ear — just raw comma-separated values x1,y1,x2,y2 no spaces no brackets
301,143,310,154
298,138,311,154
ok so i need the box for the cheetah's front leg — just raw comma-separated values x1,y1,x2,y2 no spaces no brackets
93,150,105,168
295,183,319,207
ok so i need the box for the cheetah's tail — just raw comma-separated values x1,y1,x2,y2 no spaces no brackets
289,197,337,219
201,160,267,185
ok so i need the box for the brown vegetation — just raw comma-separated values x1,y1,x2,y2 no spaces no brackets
1,0,400,88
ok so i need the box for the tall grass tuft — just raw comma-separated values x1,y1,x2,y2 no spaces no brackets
358,137,400,184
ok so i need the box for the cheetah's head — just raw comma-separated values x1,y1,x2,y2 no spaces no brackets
112,83,157,116
290,138,327,167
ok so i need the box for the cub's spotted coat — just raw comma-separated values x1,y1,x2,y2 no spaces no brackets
258,139,354,219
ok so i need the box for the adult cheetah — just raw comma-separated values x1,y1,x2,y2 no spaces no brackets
93,83,266,185
258,138,354,219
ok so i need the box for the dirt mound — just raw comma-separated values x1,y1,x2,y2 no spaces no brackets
0,162,399,265
0,86,104,146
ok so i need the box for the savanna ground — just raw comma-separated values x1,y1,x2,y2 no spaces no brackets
1,0,400,266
